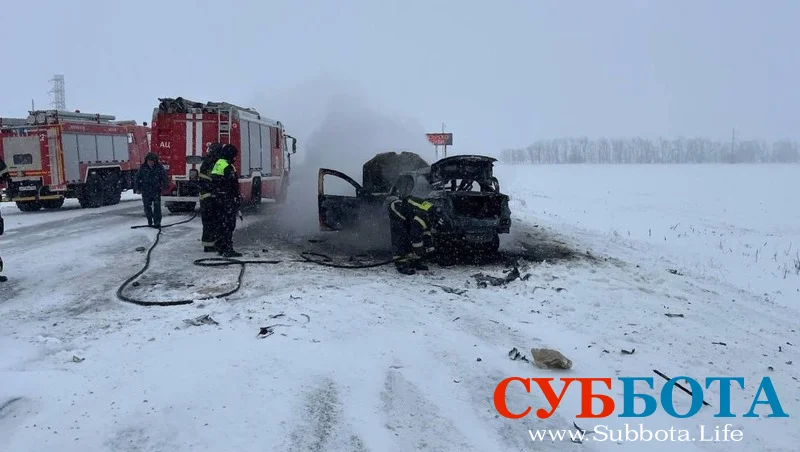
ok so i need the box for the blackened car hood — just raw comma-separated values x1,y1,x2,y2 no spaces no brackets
429,155,497,183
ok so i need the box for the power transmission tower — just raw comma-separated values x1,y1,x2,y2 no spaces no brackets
49,74,66,111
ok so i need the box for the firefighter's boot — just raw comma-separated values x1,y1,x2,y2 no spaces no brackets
204,246,218,253
410,257,428,271
221,249,243,258
0,256,5,282
396,265,416,275
394,256,416,275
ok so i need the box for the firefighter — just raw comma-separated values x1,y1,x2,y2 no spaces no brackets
134,152,168,227
210,144,242,257
199,142,223,252
388,195,436,275
0,156,10,282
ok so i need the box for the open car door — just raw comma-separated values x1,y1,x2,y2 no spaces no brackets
318,168,364,231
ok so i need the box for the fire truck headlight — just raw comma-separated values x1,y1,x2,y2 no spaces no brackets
189,169,199,180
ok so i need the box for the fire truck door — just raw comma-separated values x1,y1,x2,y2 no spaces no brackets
48,129,62,185
2,135,42,175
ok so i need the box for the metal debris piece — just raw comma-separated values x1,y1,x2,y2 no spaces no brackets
72,355,85,363
135,246,146,252
433,285,467,295
508,347,529,362
712,341,727,346
183,314,219,326
269,313,285,319
621,348,635,355
667,269,684,276
664,313,685,318
257,327,275,338
301,314,311,323
472,267,521,287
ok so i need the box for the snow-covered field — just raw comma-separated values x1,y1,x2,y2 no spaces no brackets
1,164,798,451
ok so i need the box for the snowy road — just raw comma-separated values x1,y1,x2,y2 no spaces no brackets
1,165,799,451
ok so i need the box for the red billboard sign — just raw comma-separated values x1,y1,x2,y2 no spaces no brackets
426,133,453,146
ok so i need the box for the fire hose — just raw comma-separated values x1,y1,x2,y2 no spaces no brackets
117,214,397,307
118,212,282,307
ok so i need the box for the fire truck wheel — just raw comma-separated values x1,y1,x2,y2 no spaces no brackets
79,173,104,208
102,173,122,206
42,198,65,209
16,201,42,212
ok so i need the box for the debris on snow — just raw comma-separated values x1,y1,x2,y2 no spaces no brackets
667,268,684,276
257,324,292,339
621,348,635,355
72,355,85,363
257,327,275,339
135,246,146,253
183,314,219,327
531,348,572,370
664,313,685,318
269,313,285,319
472,267,521,287
433,285,467,295
712,341,727,346
508,347,529,362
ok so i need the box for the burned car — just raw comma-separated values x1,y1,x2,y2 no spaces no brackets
318,152,511,254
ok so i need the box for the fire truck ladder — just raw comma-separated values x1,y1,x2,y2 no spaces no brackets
217,109,231,144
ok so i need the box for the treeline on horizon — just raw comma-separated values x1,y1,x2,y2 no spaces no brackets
499,137,800,164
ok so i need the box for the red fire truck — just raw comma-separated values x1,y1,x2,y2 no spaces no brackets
149,97,297,213
0,110,151,211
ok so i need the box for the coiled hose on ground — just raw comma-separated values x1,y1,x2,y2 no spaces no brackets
117,213,396,307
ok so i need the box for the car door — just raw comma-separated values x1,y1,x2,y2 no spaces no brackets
318,168,364,231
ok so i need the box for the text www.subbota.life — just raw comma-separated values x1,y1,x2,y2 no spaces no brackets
529,424,745,443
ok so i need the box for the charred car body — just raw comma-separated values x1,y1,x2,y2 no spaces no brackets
318,152,511,254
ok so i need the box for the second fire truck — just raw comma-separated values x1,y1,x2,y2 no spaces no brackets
0,110,151,211
149,97,297,213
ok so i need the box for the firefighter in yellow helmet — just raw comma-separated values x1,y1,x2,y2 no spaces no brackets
199,142,223,252
0,156,10,282
387,194,436,275
210,144,242,257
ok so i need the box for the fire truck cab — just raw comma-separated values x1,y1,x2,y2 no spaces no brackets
0,110,151,211
149,97,297,213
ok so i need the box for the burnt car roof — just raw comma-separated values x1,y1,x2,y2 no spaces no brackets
429,154,497,182
362,151,429,194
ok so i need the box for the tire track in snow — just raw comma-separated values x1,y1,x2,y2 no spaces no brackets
380,368,477,452
283,378,369,452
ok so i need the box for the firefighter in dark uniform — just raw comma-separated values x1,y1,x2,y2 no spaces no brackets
388,195,436,275
0,157,10,282
210,144,242,257
134,152,168,227
199,142,223,252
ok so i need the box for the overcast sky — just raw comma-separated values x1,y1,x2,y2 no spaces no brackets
1,0,797,155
